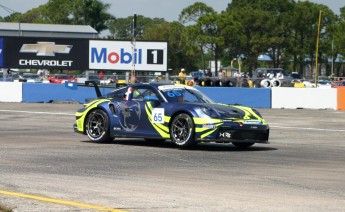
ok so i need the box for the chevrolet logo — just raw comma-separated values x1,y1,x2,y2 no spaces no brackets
20,42,73,56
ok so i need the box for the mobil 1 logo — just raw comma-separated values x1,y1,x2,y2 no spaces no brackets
147,49,164,64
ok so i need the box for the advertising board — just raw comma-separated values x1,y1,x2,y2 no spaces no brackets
3,37,89,70
89,40,168,71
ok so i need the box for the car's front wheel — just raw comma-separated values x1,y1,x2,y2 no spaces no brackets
85,109,112,143
170,113,196,147
232,142,254,148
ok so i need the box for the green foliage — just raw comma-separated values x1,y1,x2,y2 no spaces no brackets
1,0,113,33
108,15,165,39
179,2,216,25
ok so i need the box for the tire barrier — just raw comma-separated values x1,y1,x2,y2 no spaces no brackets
214,80,223,87
271,79,281,87
224,80,235,87
202,79,214,87
186,80,194,86
260,79,271,88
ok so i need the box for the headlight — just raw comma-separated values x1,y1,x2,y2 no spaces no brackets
201,107,219,118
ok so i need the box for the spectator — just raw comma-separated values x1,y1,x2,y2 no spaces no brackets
234,70,242,87
268,70,275,79
277,70,284,80
257,70,263,78
99,71,104,80
178,68,186,84
205,68,212,77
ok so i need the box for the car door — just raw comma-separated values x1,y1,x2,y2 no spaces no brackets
115,86,165,138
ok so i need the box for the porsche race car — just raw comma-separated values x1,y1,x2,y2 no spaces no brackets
74,83,269,148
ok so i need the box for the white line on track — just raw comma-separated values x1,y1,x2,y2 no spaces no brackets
0,109,74,116
271,125,345,132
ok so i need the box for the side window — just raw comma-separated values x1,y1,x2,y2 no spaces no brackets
132,88,159,101
184,90,199,102
105,88,126,100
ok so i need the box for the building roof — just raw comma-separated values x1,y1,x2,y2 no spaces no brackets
0,22,98,38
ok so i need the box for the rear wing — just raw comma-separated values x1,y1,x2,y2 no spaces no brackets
85,81,102,98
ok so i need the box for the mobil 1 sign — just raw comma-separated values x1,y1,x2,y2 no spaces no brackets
89,40,168,71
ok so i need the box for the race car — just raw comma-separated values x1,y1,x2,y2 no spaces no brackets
74,83,269,148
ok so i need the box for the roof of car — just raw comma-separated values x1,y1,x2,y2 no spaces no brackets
130,82,174,88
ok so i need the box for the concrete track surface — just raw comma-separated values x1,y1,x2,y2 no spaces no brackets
0,102,345,212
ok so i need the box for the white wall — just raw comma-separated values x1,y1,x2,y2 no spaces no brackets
271,87,337,110
0,82,22,102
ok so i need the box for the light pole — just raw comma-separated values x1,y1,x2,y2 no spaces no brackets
131,13,137,84
315,10,323,87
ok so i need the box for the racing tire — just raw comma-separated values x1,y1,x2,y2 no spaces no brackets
232,142,254,148
85,109,113,143
225,80,235,87
170,113,196,147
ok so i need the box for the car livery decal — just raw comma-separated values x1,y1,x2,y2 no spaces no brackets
75,99,111,133
115,101,141,131
193,117,223,139
145,101,170,138
231,105,267,124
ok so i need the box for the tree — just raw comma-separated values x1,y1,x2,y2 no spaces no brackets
259,0,295,69
179,2,218,73
108,15,165,39
179,2,216,25
70,0,113,33
3,0,113,33
288,1,335,76
143,21,200,72
225,2,272,73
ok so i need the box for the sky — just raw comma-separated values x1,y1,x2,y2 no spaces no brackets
0,0,344,21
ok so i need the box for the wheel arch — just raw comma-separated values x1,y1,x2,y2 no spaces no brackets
83,103,111,134
168,109,198,140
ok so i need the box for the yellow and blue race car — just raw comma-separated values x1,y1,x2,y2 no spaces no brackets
74,83,269,148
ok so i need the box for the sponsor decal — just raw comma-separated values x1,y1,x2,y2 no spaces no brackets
91,47,143,65
89,40,167,71
20,42,72,56
18,60,72,67
18,42,73,67
244,120,262,125
219,132,231,138
202,124,217,129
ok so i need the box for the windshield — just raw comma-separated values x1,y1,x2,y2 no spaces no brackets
159,85,214,103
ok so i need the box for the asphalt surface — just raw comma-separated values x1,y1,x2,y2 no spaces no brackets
0,102,345,212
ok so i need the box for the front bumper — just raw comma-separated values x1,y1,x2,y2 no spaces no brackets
73,123,84,135
197,123,269,143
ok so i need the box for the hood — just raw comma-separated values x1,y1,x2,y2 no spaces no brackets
191,102,262,120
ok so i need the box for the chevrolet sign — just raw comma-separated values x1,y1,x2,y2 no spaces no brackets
20,42,73,56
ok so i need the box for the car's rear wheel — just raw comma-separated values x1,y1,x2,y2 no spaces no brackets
85,109,112,143
232,142,254,148
170,113,196,147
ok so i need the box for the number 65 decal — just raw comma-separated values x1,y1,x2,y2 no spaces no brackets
152,108,164,123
